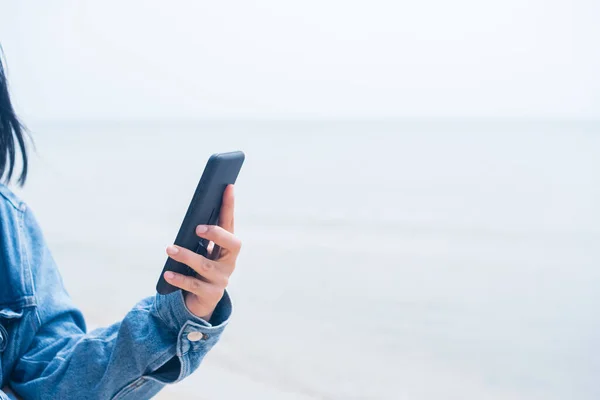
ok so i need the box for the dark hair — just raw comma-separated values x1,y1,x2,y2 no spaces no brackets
0,48,29,186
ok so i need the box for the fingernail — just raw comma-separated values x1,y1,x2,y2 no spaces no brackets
166,245,179,255
165,271,176,280
196,225,208,234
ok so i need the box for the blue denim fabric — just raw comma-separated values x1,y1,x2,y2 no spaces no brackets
0,184,232,399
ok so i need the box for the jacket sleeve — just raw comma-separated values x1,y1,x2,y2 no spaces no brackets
9,207,232,400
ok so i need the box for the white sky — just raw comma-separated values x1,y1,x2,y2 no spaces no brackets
0,0,599,120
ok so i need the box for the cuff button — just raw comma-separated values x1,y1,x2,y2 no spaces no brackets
187,331,205,342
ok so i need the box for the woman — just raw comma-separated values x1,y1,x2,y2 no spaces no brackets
0,54,241,399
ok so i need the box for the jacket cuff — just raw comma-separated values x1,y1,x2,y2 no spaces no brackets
151,290,233,383
154,289,232,334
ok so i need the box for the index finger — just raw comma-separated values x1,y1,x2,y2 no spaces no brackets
219,184,235,233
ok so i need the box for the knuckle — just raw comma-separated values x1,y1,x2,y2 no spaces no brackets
179,252,191,264
201,259,214,272
179,249,193,264
190,278,202,292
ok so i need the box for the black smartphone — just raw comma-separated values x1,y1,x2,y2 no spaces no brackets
156,151,245,295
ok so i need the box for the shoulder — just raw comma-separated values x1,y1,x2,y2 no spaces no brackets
0,184,45,253
0,183,27,237
0,184,36,308
0,183,27,213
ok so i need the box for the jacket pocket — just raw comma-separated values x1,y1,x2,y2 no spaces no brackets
0,308,23,353
0,306,25,389
0,309,23,320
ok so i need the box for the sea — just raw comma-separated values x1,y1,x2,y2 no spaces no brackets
13,119,600,399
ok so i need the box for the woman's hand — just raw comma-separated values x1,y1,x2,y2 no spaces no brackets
163,185,241,321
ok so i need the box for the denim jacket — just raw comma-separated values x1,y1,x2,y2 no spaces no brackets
0,184,232,399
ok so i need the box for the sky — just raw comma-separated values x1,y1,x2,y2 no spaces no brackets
0,0,599,120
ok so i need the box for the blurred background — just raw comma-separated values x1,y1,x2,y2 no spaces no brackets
1,1,600,399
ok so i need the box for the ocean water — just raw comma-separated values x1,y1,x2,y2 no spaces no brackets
14,120,600,399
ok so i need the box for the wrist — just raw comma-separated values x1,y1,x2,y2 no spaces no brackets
184,291,216,322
